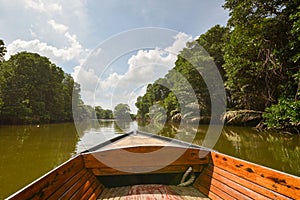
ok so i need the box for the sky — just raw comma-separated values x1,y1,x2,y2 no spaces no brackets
0,0,229,112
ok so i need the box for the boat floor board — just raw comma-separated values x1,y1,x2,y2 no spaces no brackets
98,184,209,200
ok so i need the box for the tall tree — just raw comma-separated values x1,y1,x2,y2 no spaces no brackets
0,52,81,124
114,103,131,121
0,40,6,62
95,106,113,119
196,25,230,80
223,0,300,110
135,27,229,122
0,40,7,107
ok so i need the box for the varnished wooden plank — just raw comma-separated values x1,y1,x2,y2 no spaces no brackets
98,185,209,200
202,165,268,199
30,157,85,200
196,173,236,200
194,177,225,200
48,169,86,200
198,164,291,200
91,164,203,176
101,135,169,150
70,172,97,200
193,180,209,195
169,185,210,200
212,171,255,200
88,184,105,200
60,171,93,200
8,155,84,200
127,184,182,200
98,186,130,199
194,170,228,200
81,177,99,200
193,168,212,192
211,152,300,199
205,181,236,200
213,166,291,200
83,146,210,169
194,182,221,200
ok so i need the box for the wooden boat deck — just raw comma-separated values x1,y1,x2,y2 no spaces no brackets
98,184,209,200
99,134,170,150
91,132,200,152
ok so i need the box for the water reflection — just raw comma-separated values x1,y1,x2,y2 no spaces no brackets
75,120,117,153
137,122,300,176
215,127,300,176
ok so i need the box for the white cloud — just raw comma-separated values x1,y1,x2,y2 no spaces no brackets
166,32,193,54
5,11,90,64
23,0,62,14
1,0,90,74
48,20,68,33
74,32,193,112
6,36,88,63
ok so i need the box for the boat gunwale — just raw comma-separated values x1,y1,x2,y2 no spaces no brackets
211,151,300,180
5,154,83,200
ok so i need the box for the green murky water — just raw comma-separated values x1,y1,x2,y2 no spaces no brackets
0,121,299,198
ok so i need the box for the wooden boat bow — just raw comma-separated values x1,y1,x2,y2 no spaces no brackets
6,131,300,200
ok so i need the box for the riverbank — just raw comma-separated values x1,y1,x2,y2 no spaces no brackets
176,109,299,134
222,110,263,126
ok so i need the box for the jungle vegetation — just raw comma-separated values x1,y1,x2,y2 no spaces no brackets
135,0,300,132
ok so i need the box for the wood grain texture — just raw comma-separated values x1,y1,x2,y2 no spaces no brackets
69,172,102,200
47,169,87,200
212,166,290,200
83,146,209,176
194,171,236,200
100,135,169,150
8,132,300,200
193,163,293,200
60,171,94,200
98,185,209,200
211,152,300,199
7,155,84,200
7,155,105,200
92,164,203,176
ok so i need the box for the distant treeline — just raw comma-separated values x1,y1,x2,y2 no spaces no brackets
135,0,300,132
95,104,135,120
95,106,113,119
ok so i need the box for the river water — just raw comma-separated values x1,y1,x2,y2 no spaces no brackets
0,121,299,198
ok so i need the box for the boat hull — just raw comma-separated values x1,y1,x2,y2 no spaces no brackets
7,132,300,200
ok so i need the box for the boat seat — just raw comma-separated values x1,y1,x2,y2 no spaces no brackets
98,184,210,200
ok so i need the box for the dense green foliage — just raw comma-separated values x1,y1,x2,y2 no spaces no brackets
0,51,82,124
136,26,229,122
223,0,299,111
0,40,6,62
113,103,131,120
263,99,300,132
136,0,300,131
196,25,230,80
95,106,113,119
223,0,300,131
